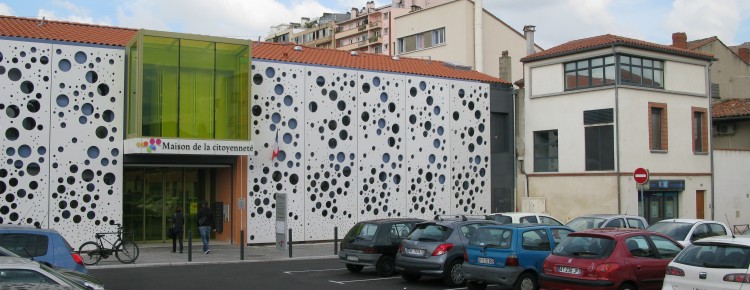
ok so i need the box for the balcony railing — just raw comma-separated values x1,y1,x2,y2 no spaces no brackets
337,40,368,51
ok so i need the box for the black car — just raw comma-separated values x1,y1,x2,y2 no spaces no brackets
339,218,425,277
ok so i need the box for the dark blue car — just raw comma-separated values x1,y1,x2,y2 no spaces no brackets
461,224,573,290
0,225,87,273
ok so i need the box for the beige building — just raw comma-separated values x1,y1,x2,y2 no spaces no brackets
521,34,714,224
677,33,750,100
393,0,540,80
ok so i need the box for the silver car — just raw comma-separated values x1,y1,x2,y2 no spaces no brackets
0,256,97,289
395,215,499,287
566,214,648,231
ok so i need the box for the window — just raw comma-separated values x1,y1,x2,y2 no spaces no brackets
533,130,558,172
431,28,445,46
626,218,646,229
584,109,614,171
692,108,707,153
397,38,405,53
649,235,682,259
708,223,727,236
415,34,424,50
649,103,667,151
522,229,551,251
564,55,615,90
550,228,573,244
625,236,655,258
604,218,625,228
620,55,663,88
519,216,538,223
0,234,49,257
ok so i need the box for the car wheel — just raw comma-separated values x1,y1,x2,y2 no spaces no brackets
401,272,421,282
376,255,395,277
346,264,364,273
467,280,488,290
513,272,538,290
618,283,636,290
443,259,465,287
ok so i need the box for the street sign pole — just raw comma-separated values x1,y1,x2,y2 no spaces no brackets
633,168,649,217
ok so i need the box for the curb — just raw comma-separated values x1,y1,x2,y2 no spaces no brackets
87,255,339,269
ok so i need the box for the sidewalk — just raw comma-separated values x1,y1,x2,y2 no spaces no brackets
87,241,338,269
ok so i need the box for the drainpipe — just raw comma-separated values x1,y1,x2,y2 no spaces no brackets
708,61,715,220
612,45,622,214
474,0,483,72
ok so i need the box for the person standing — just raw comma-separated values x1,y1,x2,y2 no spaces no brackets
197,201,212,254
171,206,184,253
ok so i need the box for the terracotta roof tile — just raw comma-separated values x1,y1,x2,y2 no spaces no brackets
687,36,718,50
521,34,714,62
252,42,510,84
0,15,136,47
713,98,750,118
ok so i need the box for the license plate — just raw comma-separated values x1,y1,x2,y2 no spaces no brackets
405,248,425,256
477,257,494,264
557,266,581,275
346,255,359,261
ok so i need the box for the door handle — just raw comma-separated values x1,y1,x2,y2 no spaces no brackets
635,265,642,270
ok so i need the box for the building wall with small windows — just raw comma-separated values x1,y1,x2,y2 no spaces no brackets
523,43,713,225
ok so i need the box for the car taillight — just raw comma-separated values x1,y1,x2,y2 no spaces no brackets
593,263,620,278
431,243,453,256
505,254,519,266
665,266,685,276
723,274,750,283
363,247,378,254
542,259,553,273
71,253,84,266
398,244,404,254
463,250,468,262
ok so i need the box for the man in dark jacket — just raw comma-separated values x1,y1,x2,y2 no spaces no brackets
172,207,184,253
197,201,212,254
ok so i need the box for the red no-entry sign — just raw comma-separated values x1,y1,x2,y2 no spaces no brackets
634,168,649,184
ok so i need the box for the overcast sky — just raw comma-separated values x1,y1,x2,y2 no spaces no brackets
2,0,748,48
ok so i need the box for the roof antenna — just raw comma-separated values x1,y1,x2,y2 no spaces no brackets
725,213,736,238
37,17,46,27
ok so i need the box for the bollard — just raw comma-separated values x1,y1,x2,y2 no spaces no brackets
288,228,293,258
188,230,192,262
334,226,338,255
240,230,245,260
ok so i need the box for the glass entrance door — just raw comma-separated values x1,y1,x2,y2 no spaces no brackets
640,191,678,225
123,167,216,242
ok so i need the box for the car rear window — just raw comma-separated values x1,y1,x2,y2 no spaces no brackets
406,224,453,242
647,222,692,241
553,235,614,258
566,217,606,231
469,228,512,248
487,215,512,224
0,233,49,257
344,223,379,241
673,243,750,269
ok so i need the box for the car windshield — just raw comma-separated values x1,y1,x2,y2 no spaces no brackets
344,223,379,241
673,243,750,269
647,222,692,241
566,217,607,231
406,224,452,242
469,228,512,248
552,235,614,258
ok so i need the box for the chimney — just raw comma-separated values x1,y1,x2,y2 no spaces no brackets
739,48,749,63
523,25,536,56
672,32,687,49
351,7,358,19
367,1,375,11
498,50,512,82
474,0,483,72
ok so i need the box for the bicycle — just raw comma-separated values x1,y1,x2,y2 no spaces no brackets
78,223,140,265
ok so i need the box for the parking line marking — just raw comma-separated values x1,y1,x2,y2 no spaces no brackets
329,277,401,284
283,267,349,274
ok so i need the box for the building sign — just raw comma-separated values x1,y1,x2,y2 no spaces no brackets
643,180,685,191
124,138,253,156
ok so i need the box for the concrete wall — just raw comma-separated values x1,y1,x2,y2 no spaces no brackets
713,120,750,150
394,0,532,81
694,41,750,99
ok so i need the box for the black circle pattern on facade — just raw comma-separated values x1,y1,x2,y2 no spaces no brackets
0,41,123,245
247,62,491,243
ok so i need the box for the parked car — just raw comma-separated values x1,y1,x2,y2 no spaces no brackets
485,212,564,226
462,224,574,290
395,215,500,287
0,245,103,289
540,228,683,290
338,218,424,276
566,214,648,231
662,236,750,290
647,219,731,247
0,256,93,289
0,224,87,273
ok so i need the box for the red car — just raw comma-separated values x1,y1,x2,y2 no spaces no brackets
540,228,683,290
